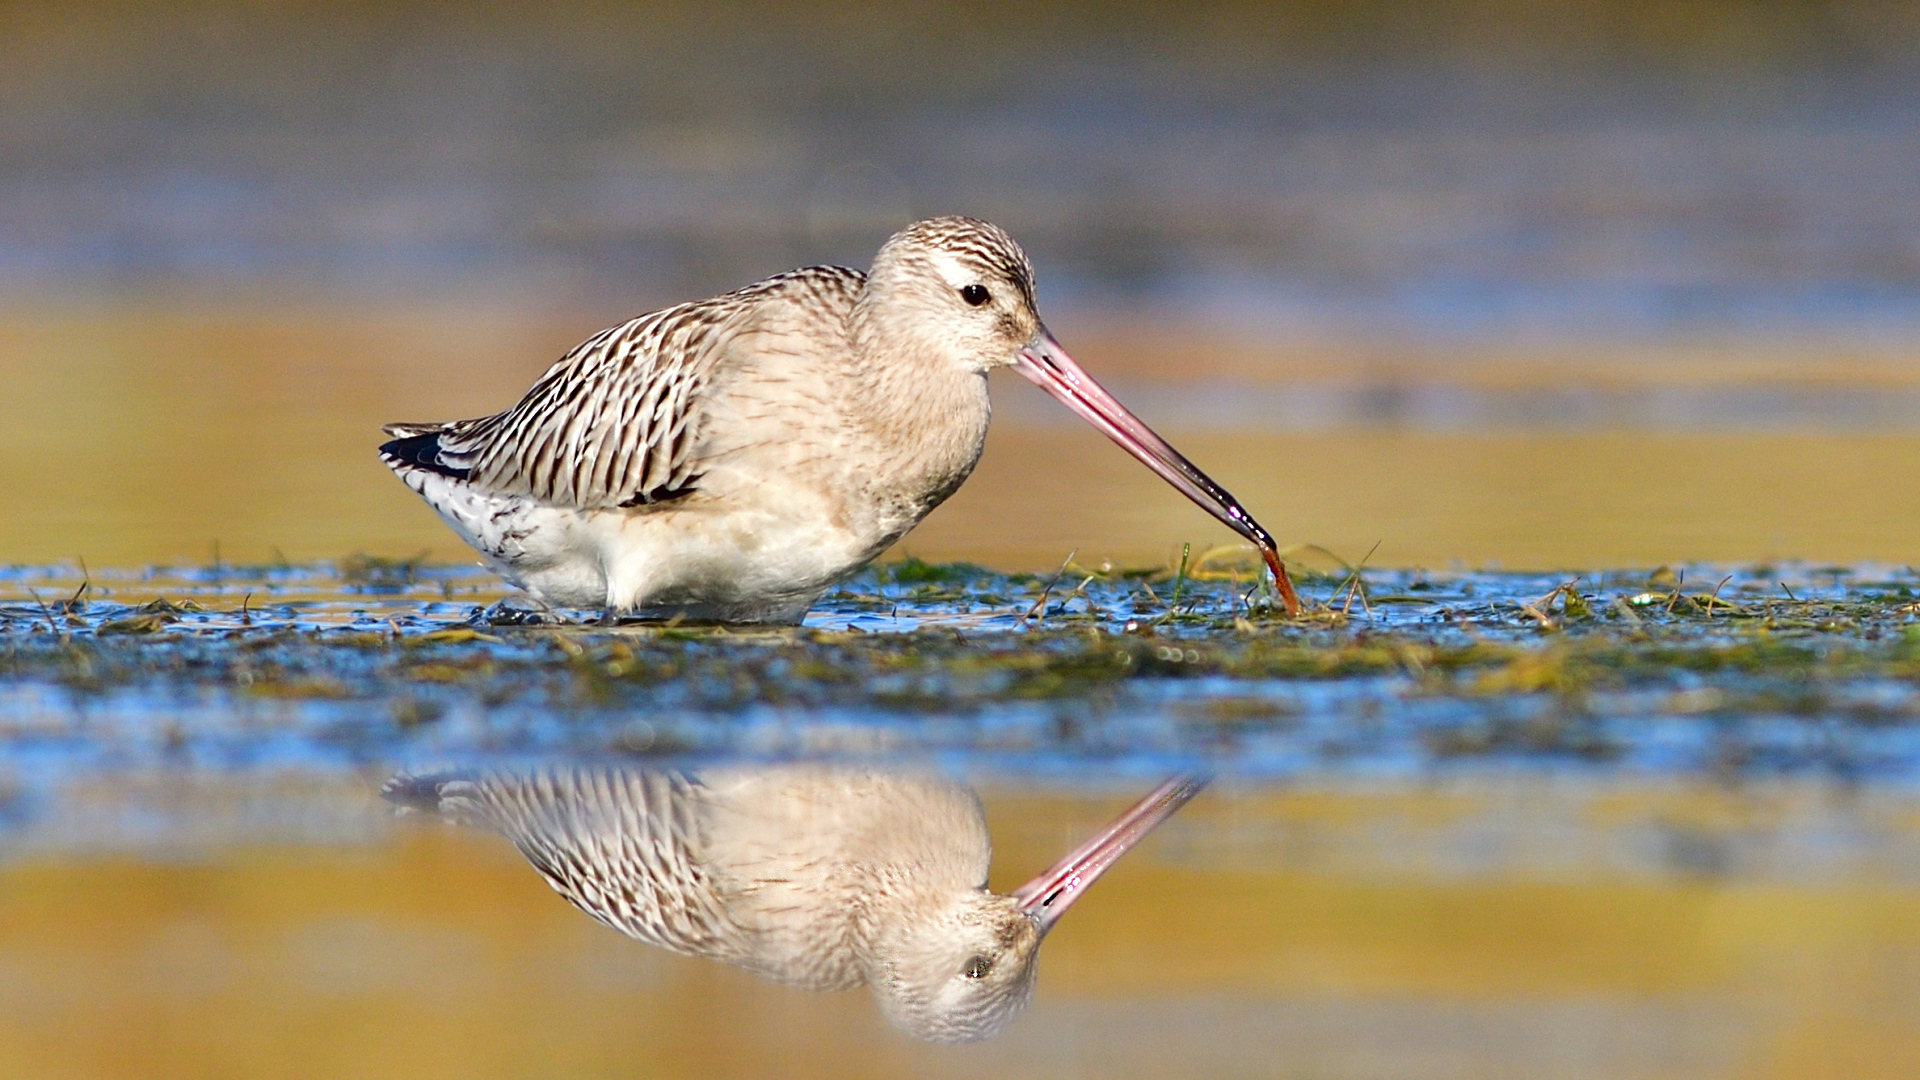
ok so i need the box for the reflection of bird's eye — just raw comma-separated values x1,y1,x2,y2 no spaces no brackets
960,284,991,307
961,954,993,979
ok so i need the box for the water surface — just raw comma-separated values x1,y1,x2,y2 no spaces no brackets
3,560,1920,1079
2,772,1917,1080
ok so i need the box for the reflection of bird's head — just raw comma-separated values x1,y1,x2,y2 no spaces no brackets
868,888,1043,1043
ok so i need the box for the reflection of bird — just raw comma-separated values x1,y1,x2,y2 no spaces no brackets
380,216,1298,623
383,765,1206,1042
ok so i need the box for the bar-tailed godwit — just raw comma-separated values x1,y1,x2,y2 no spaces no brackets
381,217,1299,621
383,765,1206,1042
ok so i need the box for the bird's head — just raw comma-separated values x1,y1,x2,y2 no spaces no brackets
867,775,1209,1043
868,888,1042,1044
860,216,1042,376
862,219,1302,612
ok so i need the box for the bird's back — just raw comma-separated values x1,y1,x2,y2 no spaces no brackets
380,266,868,514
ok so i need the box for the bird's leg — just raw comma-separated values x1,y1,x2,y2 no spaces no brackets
476,593,564,626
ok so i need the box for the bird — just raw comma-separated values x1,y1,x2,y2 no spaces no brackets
381,764,1207,1042
379,216,1300,623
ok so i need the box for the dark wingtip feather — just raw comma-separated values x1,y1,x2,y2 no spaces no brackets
379,431,471,479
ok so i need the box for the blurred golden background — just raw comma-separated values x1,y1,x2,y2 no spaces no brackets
8,0,1920,570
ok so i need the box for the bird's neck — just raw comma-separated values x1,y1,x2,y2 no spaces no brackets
843,297,993,516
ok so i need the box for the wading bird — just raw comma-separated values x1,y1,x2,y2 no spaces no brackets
380,217,1299,622
383,765,1206,1042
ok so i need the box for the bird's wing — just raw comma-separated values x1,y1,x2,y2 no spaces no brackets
383,767,754,965
379,266,865,510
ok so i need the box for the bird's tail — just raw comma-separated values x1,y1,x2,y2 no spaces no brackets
378,428,475,480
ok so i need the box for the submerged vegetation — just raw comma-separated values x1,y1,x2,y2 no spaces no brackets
3,554,1920,785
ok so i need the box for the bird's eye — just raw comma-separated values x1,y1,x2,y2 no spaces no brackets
961,954,993,979
960,284,991,307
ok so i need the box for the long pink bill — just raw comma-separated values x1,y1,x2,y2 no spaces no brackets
1014,328,1302,616
1010,774,1209,934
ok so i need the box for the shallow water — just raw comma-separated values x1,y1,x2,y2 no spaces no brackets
4,562,1920,1076
6,559,1920,788
3,774,1918,1080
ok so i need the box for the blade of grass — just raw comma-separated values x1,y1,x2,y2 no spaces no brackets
1337,540,1382,619
1020,549,1077,626
1170,542,1191,609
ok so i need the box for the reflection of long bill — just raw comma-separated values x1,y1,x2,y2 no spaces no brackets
1011,774,1210,934
1015,328,1303,616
